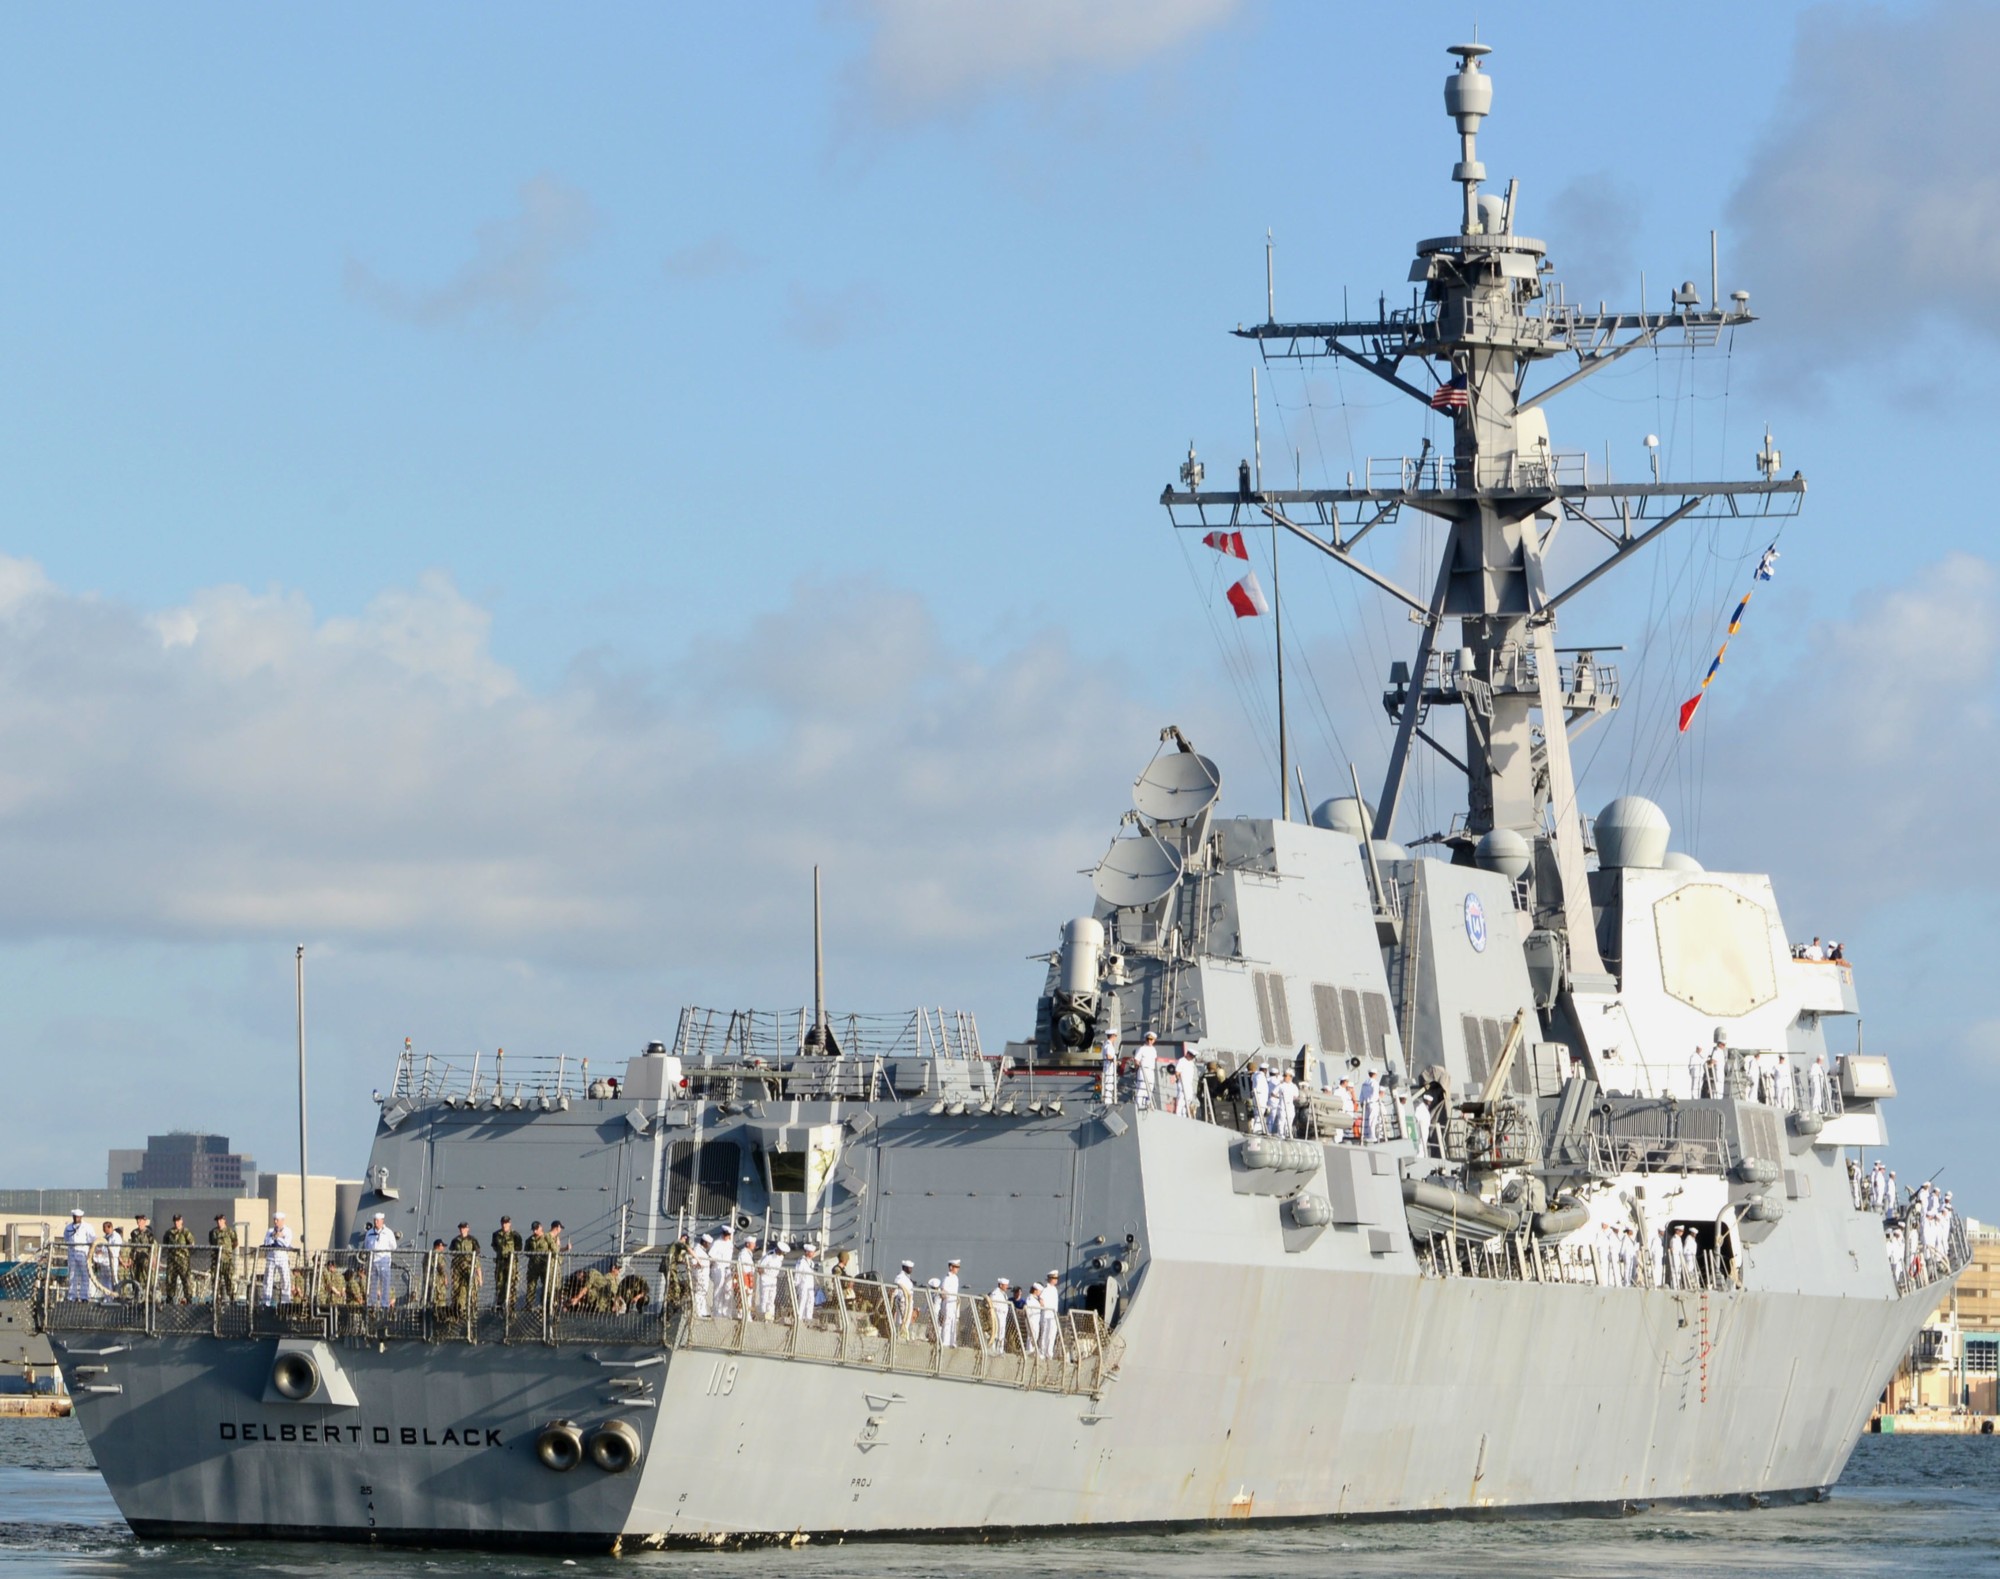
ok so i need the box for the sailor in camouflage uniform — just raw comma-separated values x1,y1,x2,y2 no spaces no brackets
491,1216,522,1310
160,1215,196,1304
208,1214,237,1303
449,1223,480,1317
125,1214,156,1295
524,1221,552,1311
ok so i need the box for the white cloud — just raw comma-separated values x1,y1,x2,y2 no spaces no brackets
0,557,1157,980
842,0,1242,126
1666,550,2000,911
1729,2,2000,382
344,174,598,331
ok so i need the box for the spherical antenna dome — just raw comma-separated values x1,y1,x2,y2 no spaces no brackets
1660,850,1705,873
1596,796,1670,870
1310,796,1376,838
1474,828,1533,882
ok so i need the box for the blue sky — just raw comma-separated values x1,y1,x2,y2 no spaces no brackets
2,1,1996,1211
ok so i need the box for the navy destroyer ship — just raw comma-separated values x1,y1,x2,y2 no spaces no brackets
34,42,1964,1551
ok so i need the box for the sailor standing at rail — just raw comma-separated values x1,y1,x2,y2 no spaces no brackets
710,1228,734,1316
690,1233,712,1317
986,1278,1011,1352
1775,1054,1796,1112
62,1209,93,1301
363,1212,398,1308
1359,1070,1380,1143
1135,1031,1159,1109
1688,1045,1708,1098
1678,1227,1700,1288
736,1235,760,1319
939,1258,961,1347
1100,1028,1121,1104
1809,1054,1830,1115
261,1212,296,1305
1273,1068,1299,1137
1249,1060,1271,1133
1177,1047,1200,1118
790,1243,819,1325
1037,1271,1062,1359
758,1240,784,1321
1621,1228,1640,1288
893,1260,917,1338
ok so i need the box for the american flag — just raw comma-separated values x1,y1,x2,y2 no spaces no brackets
1429,375,1469,411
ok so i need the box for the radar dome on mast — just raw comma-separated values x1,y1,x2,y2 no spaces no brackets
1595,796,1671,870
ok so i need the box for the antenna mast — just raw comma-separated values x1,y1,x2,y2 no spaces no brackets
1163,41,1805,1007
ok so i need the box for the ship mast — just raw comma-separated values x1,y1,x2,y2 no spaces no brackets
1164,41,1805,998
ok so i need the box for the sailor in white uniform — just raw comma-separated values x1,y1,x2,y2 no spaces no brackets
1100,1029,1121,1104
939,1258,962,1347
736,1236,760,1319
261,1212,296,1305
690,1233,712,1317
1774,1054,1796,1112
1249,1061,1271,1133
363,1211,398,1307
62,1209,94,1301
711,1229,735,1316
1134,1032,1159,1110
758,1240,785,1321
1273,1070,1298,1138
789,1243,819,1325
1036,1271,1062,1359
1808,1054,1830,1115
1677,1227,1700,1287
893,1260,917,1338
91,1223,122,1302
1177,1049,1200,1119
986,1278,1011,1352
1688,1045,1708,1099
1359,1071,1380,1143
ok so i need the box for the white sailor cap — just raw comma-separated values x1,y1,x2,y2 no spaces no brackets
802,1243,818,1254
901,1258,915,1269
1143,1031,1157,1042
373,1211,386,1221
775,1240,791,1254
698,1232,712,1244
996,1277,1010,1287
70,1207,84,1217
948,1257,961,1267
274,1211,287,1220
927,1277,941,1288
1047,1268,1060,1279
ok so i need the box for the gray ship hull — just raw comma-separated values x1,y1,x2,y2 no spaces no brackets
58,1268,1935,1550
54,1104,1941,1550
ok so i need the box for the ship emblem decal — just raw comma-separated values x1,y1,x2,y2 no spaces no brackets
1464,894,1487,953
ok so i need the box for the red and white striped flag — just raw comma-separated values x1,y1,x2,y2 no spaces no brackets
1202,530,1249,560
1226,571,1269,618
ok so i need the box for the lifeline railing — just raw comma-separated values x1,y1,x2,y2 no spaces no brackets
31,1246,1118,1397
1415,1230,1739,1293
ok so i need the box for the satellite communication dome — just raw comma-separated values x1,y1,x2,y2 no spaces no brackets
1474,827,1533,882
1596,796,1670,870
1132,752,1221,824
1310,797,1376,838
1369,839,1408,864
1660,850,1705,872
1092,833,1184,910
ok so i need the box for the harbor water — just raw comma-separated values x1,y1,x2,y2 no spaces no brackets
3,1419,1996,1576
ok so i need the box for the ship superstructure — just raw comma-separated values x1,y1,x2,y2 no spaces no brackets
35,43,1964,1552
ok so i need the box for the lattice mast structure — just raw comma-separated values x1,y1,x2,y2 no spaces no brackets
1164,42,1804,988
